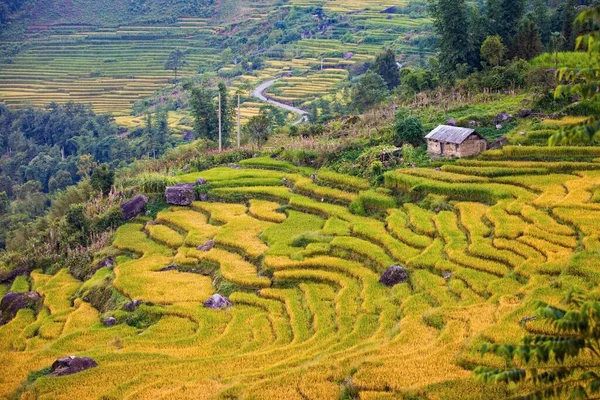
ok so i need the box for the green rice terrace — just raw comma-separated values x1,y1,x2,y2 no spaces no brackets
0,0,432,117
2,146,600,398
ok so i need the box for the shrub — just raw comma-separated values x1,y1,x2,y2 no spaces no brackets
394,116,425,147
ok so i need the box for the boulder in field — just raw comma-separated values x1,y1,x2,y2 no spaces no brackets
196,177,208,186
445,118,457,126
49,356,98,376
517,109,532,118
165,184,196,206
204,294,232,309
160,264,179,272
96,256,115,269
379,265,409,287
121,195,148,220
122,300,143,312
103,317,117,327
0,291,43,325
494,112,512,123
196,240,215,252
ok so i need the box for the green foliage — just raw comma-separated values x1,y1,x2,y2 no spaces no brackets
90,164,115,195
351,71,388,112
428,0,473,78
551,6,600,146
244,115,272,149
164,49,187,80
513,19,543,61
190,84,217,142
480,35,505,67
395,115,425,147
369,48,400,89
476,289,600,400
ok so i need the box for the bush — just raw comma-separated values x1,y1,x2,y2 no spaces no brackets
394,116,425,147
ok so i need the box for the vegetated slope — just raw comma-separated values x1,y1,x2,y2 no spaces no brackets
0,0,432,115
1,149,599,398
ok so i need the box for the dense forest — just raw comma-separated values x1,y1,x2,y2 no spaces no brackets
0,103,179,249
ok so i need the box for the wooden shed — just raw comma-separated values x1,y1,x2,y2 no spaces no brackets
425,125,487,158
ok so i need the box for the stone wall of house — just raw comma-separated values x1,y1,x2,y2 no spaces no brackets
427,135,487,158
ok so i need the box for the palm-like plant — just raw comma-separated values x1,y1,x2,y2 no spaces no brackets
550,7,600,146
476,289,600,399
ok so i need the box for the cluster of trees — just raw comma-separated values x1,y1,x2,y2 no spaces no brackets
0,0,21,24
0,103,176,248
428,0,594,80
189,82,234,147
351,49,401,112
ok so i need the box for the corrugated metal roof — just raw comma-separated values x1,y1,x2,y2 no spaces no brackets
425,125,477,144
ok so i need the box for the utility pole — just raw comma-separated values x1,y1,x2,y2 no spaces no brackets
237,93,241,149
321,57,324,71
218,90,222,152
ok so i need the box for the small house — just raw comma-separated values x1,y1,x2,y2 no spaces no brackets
425,125,487,158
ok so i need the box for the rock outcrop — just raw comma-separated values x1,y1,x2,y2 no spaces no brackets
0,291,43,325
50,356,98,376
121,195,148,220
103,317,117,327
379,265,409,287
160,264,179,272
196,240,215,252
204,294,232,309
122,300,143,312
165,184,196,206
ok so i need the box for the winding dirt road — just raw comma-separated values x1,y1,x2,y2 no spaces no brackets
252,79,308,124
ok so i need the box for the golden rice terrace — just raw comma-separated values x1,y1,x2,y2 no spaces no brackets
2,148,600,399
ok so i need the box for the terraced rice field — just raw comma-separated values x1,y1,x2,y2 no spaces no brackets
0,0,431,118
0,19,220,115
2,150,600,398
264,69,349,107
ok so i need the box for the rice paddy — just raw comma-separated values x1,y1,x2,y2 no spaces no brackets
0,0,432,122
1,149,599,399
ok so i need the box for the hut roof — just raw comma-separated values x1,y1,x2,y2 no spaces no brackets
425,125,482,144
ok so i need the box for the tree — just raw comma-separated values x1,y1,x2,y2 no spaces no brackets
190,84,218,142
532,0,551,45
395,115,425,147
513,19,543,60
551,6,600,145
90,164,115,196
165,49,188,80
480,35,506,67
351,71,388,112
0,191,8,214
428,0,473,78
218,82,233,146
561,0,578,51
77,154,97,179
369,48,400,89
492,0,526,49
244,115,271,149
476,289,600,399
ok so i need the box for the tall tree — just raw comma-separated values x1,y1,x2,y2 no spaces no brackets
514,19,544,60
217,82,233,147
480,35,506,67
244,115,271,149
165,49,188,80
351,71,388,112
190,85,218,142
561,0,578,50
369,49,401,89
532,0,551,45
428,0,472,79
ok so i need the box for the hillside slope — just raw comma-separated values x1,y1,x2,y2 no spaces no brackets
0,0,432,115
1,152,599,398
